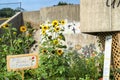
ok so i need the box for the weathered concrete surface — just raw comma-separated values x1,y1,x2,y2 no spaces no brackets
0,12,24,30
23,5,80,28
0,20,7,25
80,0,120,33
40,4,80,22
23,11,40,28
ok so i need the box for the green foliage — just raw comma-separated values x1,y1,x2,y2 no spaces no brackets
53,1,73,6
0,8,15,18
0,21,109,80
0,7,25,18
0,23,34,79
38,20,69,79
66,50,104,80
57,1,68,5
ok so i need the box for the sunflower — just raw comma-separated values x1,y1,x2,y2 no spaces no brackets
48,36,52,40
60,20,65,25
53,39,58,45
2,23,9,28
42,49,47,54
54,27,60,32
52,20,59,27
42,25,49,31
57,49,63,55
42,30,46,35
20,26,27,32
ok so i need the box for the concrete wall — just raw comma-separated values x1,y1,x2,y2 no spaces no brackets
0,12,24,30
23,5,80,28
80,0,120,33
0,20,7,25
22,5,100,53
23,11,40,28
30,20,99,53
40,5,80,22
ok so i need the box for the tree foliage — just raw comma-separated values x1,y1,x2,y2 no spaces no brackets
57,1,68,5
0,7,25,18
0,8,15,18
54,1,73,6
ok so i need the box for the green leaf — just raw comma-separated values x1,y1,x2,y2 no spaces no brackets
11,28,17,31
53,58,58,65
57,45,67,48
9,47,14,52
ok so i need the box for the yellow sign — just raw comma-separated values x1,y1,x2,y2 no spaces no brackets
7,53,39,71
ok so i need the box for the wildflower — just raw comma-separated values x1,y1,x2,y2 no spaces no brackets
57,49,63,55
48,36,52,40
42,30,46,35
20,26,27,32
52,20,58,27
42,49,47,54
54,27,60,32
2,23,9,28
39,25,43,29
60,20,65,25
42,25,49,31
53,39,58,45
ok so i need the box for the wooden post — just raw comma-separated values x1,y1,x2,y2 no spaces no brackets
22,70,24,80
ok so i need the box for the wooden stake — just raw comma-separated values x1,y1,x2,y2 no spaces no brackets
22,70,24,80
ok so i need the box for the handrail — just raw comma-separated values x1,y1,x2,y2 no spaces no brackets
0,12,22,28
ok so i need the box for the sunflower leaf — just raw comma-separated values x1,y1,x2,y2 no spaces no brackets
11,28,17,31
57,45,67,48
59,33,65,41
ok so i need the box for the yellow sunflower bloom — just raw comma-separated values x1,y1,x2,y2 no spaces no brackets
42,25,49,31
57,49,63,55
53,39,58,45
2,23,9,28
42,30,46,35
54,27,60,32
52,20,58,27
42,49,47,54
60,20,65,25
20,26,27,32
